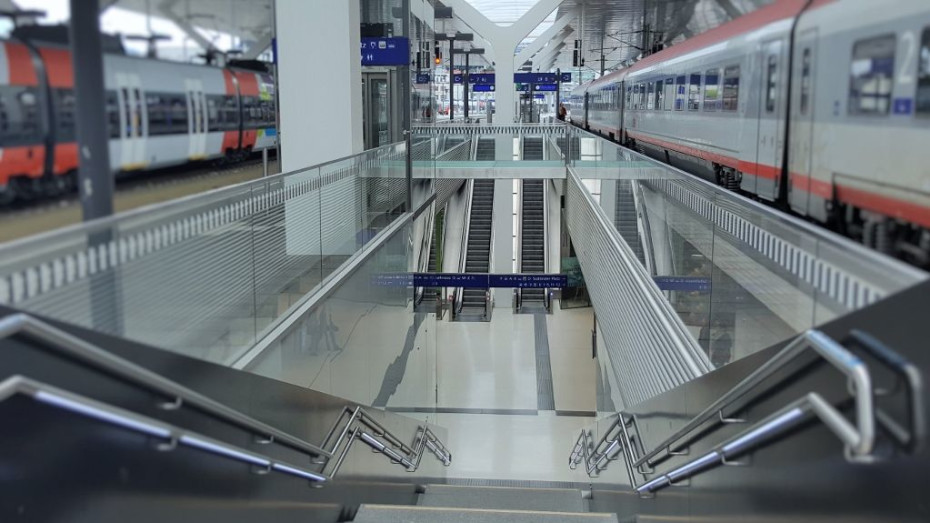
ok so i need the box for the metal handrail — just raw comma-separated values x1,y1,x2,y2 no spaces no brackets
515,180,525,310
542,179,550,312
320,406,452,477
635,329,872,468
569,328,883,495
1,312,453,482
1,375,328,483
0,313,331,460
453,179,475,317
413,210,435,306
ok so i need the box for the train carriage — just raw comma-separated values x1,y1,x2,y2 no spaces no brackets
569,0,930,262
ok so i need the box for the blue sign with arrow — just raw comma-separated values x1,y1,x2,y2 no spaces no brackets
360,37,409,66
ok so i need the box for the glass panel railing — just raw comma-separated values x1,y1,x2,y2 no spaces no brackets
566,127,926,368
0,142,414,367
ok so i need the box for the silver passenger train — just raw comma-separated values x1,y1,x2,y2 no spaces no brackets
568,0,930,264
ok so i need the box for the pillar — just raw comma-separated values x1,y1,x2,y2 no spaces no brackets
275,0,363,170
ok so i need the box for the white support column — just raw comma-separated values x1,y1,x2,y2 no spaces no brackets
512,9,576,68
275,0,362,171
444,0,563,123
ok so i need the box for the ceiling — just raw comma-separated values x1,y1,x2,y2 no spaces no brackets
546,0,773,74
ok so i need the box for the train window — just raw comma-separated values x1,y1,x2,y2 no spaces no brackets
675,76,685,110
800,48,812,115
703,69,720,111
105,91,119,138
626,85,632,108
631,84,638,110
848,34,895,115
722,65,740,111
688,74,701,110
917,27,930,116
147,93,189,135
765,55,778,113
664,78,674,110
654,81,663,110
55,89,76,143
647,82,655,110
0,86,41,146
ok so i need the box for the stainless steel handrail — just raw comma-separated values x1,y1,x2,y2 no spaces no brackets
542,179,551,312
2,312,453,481
319,406,451,477
634,329,873,468
1,375,328,483
570,328,882,495
0,313,332,460
515,180,525,310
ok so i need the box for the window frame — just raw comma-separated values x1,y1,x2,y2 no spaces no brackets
722,65,740,112
848,33,896,116
703,68,720,111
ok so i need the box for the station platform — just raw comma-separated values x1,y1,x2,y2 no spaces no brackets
1,123,927,521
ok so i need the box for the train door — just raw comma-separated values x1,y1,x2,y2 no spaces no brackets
115,72,147,169
362,72,391,149
755,38,785,201
185,79,208,159
789,29,820,219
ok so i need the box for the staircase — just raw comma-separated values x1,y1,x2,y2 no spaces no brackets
460,180,494,317
520,180,546,309
615,180,645,266
353,485,618,522
522,137,544,160
476,137,496,161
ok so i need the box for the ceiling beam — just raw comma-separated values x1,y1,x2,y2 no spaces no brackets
513,8,577,68
158,0,216,52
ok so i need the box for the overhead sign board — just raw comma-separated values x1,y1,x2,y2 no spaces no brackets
360,37,410,66
372,273,568,288
534,83,558,92
452,74,464,84
560,72,572,82
415,73,430,84
473,84,495,92
514,72,557,84
469,73,495,84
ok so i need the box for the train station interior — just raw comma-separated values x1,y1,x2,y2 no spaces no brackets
0,1,928,522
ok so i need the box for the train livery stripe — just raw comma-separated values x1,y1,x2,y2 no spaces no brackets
0,146,46,182
626,127,930,227
222,69,236,95
235,71,259,96
38,47,74,88
836,184,930,230
53,143,78,175
626,129,740,170
5,42,38,85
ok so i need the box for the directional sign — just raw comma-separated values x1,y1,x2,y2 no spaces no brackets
515,72,557,84
415,73,430,84
560,72,572,82
452,74,464,84
534,83,558,92
372,273,569,288
473,84,495,92
360,37,410,66
469,73,495,84
516,83,530,92
653,276,712,292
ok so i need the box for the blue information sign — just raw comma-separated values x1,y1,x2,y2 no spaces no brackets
473,84,495,92
534,83,558,92
372,273,568,289
469,73,495,84
415,73,430,84
560,72,572,82
360,37,410,66
516,84,530,92
452,74,464,84
515,72,557,83
652,276,712,292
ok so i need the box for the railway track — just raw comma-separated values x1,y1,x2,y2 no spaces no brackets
0,156,278,244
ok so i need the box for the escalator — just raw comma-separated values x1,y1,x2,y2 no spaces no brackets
615,180,645,266
519,180,546,309
460,179,495,317
556,136,581,160
419,208,445,309
475,137,495,161
521,136,544,160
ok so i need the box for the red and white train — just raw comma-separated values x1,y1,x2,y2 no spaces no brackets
568,0,930,263
0,30,276,204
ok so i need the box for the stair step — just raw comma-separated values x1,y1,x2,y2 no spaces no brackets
412,485,596,514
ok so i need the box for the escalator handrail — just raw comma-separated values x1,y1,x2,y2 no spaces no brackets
0,313,333,460
515,181,525,309
542,179,550,312
454,180,475,316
